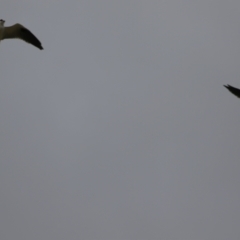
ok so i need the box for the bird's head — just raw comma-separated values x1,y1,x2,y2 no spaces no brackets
0,19,5,26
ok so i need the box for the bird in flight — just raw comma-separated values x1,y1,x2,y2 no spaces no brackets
224,85,240,98
0,19,43,50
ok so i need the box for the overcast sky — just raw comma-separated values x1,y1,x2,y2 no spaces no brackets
1,1,240,240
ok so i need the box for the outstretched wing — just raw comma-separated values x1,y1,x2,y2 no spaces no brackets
19,27,43,50
3,23,43,50
224,85,240,98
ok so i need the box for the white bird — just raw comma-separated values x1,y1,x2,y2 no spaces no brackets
0,19,43,50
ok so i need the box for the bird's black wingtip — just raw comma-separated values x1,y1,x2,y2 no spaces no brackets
37,44,43,50
223,84,240,98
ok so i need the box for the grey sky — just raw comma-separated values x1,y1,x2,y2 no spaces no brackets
1,1,240,240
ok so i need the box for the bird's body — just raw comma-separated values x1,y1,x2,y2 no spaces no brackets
0,19,43,50
0,22,4,40
224,85,240,98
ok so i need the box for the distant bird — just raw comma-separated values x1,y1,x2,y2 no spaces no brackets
224,85,240,98
0,19,43,50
